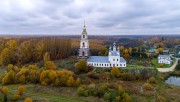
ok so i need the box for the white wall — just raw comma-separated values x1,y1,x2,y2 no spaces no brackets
87,62,126,67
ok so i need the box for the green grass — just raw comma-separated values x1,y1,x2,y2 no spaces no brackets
0,84,85,102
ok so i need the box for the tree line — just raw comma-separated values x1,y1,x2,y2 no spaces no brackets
0,37,72,66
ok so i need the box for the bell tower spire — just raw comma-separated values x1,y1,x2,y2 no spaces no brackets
78,20,90,59
84,20,86,29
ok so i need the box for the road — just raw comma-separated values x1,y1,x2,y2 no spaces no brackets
157,58,180,72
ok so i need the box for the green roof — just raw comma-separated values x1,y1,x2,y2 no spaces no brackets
148,49,157,53
163,50,169,53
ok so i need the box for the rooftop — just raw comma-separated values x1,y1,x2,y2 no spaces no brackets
158,55,171,58
87,56,126,63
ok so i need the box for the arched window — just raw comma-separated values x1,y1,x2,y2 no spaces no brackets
83,35,85,38
113,59,115,61
83,42,85,47
82,52,85,56
117,59,118,61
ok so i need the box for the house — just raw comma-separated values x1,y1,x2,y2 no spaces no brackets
148,48,157,57
158,55,172,64
87,42,127,67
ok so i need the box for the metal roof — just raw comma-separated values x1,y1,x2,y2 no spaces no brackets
87,56,110,63
158,55,171,58
120,57,126,63
163,50,169,53
110,51,118,56
87,56,126,63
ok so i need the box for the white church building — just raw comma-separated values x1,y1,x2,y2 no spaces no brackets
87,42,127,67
78,22,127,68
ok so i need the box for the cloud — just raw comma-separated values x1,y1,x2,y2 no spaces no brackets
0,0,180,35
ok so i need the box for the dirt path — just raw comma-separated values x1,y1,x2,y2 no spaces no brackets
157,58,180,72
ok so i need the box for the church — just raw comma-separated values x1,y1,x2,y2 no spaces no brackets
78,22,127,68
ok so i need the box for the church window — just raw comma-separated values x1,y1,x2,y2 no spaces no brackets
83,42,85,47
117,59,118,61
82,52,85,56
102,64,103,66
113,59,115,61
110,64,111,66
117,64,118,66
124,64,125,66
83,35,85,38
113,64,115,67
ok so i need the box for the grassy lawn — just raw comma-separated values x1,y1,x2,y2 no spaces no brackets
0,84,87,102
151,59,172,68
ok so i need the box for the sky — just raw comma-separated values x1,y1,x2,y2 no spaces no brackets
0,0,180,35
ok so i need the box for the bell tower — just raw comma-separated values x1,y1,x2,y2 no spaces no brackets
78,21,90,59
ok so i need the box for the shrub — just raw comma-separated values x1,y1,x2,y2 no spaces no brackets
121,73,135,81
115,95,122,102
97,83,108,97
148,77,156,84
18,86,24,95
75,60,87,73
143,83,153,90
111,67,121,77
44,61,56,70
118,85,124,95
67,76,75,87
7,64,14,71
87,72,99,79
122,92,132,102
103,92,111,101
87,84,96,96
140,69,149,80
77,86,86,96
75,78,81,86
12,94,20,101
160,64,163,67
87,65,94,72
2,86,8,95
24,97,32,102
2,70,15,85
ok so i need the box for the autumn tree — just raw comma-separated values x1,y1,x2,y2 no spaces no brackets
128,47,132,56
2,70,15,85
75,78,81,86
18,86,24,95
120,46,125,51
111,67,121,77
43,52,50,62
75,60,87,73
44,61,56,70
24,97,32,102
67,76,75,87
2,86,8,102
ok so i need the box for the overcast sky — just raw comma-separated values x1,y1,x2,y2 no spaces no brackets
0,0,180,35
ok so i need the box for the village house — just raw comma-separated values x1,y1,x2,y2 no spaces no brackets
158,55,172,64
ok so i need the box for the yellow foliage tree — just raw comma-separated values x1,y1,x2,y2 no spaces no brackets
24,97,32,102
111,67,121,77
75,78,81,86
2,86,8,95
44,61,56,70
120,46,125,51
67,76,75,87
18,86,24,95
